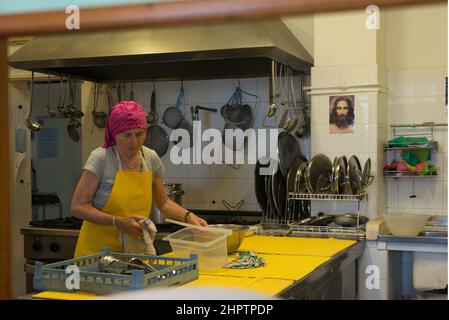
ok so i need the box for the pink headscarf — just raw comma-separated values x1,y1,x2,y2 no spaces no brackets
103,101,147,148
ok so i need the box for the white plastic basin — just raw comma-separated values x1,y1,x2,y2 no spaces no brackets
382,214,430,236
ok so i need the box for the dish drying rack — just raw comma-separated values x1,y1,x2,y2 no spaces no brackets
261,192,368,240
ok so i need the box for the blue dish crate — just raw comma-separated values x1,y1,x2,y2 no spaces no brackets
33,248,198,295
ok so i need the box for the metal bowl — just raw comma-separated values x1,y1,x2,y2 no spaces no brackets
208,224,250,254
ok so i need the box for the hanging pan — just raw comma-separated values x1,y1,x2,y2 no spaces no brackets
254,157,272,215
92,83,107,129
278,131,307,179
145,87,170,157
162,85,186,129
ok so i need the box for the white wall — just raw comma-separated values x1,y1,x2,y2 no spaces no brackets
386,3,448,216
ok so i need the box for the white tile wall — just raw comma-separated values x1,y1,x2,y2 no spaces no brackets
387,67,448,215
79,77,310,212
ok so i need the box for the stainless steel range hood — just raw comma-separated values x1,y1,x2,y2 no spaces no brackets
9,19,313,81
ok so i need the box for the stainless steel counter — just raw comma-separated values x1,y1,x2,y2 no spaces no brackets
378,233,447,245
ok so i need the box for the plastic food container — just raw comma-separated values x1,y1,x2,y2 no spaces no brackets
383,214,430,236
163,225,232,270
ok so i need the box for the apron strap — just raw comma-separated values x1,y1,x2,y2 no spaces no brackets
113,146,149,172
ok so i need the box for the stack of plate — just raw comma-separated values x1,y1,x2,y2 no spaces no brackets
292,154,372,196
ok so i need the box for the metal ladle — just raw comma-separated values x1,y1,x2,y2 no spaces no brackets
57,76,69,118
67,117,81,142
283,68,298,132
92,83,107,129
98,255,156,274
66,78,84,118
26,71,42,131
45,74,57,117
128,257,157,273
267,61,279,118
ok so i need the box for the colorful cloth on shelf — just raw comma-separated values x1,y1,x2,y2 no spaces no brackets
224,251,265,269
387,136,429,148
401,149,431,166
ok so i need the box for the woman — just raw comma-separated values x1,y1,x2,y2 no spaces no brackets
71,101,207,258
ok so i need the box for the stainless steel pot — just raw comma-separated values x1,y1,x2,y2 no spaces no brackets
150,183,185,224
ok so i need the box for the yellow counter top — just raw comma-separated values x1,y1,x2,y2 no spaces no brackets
238,235,357,257
32,236,357,300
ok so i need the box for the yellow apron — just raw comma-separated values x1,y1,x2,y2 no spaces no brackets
74,148,152,258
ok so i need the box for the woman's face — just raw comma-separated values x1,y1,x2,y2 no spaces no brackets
115,128,147,155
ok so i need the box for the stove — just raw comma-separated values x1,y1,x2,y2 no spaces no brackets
21,218,83,294
29,216,83,229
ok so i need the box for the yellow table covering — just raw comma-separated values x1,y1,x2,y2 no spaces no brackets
31,237,356,300
32,291,100,300
201,253,329,280
238,236,356,257
185,275,294,296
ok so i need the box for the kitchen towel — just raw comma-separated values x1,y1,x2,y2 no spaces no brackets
120,219,157,255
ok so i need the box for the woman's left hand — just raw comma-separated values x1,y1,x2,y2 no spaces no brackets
188,213,208,227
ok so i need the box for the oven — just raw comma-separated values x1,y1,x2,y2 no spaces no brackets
21,217,82,294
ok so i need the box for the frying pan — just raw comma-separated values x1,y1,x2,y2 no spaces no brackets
275,171,287,220
278,131,307,178
163,86,185,129
309,214,335,226
221,87,255,151
144,88,170,157
225,87,255,130
265,175,275,220
254,157,271,214
222,121,246,152
270,166,286,219
334,214,369,227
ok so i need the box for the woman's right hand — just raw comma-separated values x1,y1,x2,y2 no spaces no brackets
115,215,145,238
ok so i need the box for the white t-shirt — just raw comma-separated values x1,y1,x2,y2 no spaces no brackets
83,146,166,210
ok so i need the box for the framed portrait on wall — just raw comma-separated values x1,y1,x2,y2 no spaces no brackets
329,95,355,134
